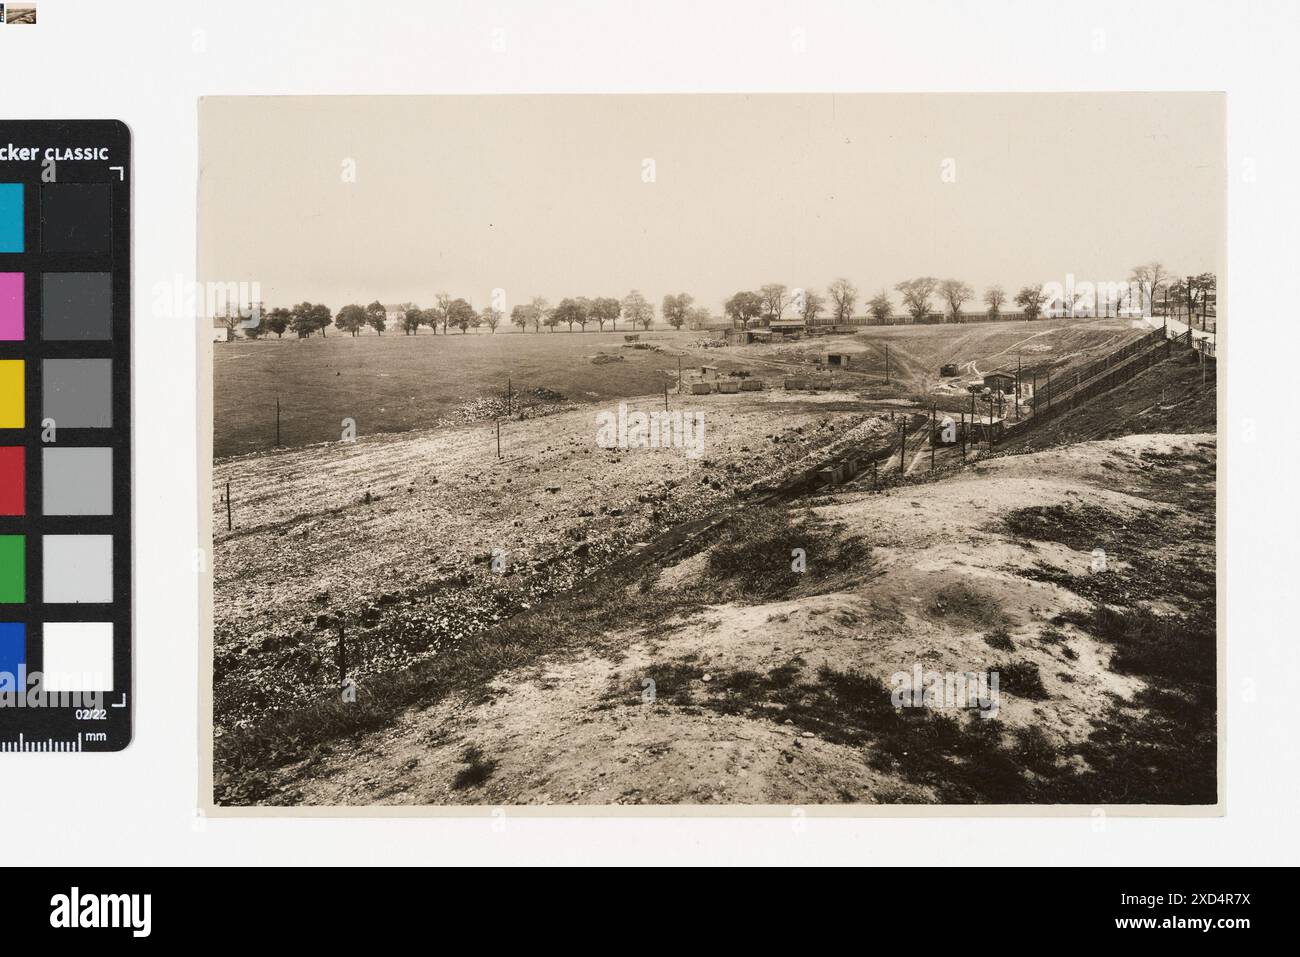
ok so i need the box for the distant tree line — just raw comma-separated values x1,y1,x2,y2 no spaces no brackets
241,290,718,339
236,264,1215,340
717,265,1214,331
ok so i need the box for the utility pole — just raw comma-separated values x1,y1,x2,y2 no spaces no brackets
275,397,281,448
899,421,906,474
885,345,890,386
225,480,232,531
930,405,936,472
678,357,682,394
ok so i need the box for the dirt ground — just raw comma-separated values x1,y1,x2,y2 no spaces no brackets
257,432,1214,806
213,389,895,724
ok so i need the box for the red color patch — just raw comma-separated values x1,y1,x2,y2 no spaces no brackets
0,447,24,516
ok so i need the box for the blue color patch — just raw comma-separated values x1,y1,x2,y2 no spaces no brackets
0,185,23,253
0,622,25,692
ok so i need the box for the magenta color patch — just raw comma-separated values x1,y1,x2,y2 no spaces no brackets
0,274,22,341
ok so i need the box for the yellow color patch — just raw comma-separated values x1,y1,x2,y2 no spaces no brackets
0,360,24,428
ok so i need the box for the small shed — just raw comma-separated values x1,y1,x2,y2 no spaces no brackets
700,365,719,380
940,363,959,377
969,415,1005,443
825,352,851,367
983,370,1017,393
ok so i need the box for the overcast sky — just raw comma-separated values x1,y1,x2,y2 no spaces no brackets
199,93,1223,313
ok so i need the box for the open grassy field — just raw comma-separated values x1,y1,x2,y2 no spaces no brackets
214,330,720,457
214,319,1148,457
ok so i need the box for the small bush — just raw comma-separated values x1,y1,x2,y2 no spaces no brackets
706,506,871,599
984,628,1015,651
998,660,1049,700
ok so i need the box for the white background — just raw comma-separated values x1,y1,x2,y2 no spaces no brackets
1,0,1295,866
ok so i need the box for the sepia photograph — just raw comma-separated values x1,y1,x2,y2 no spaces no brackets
199,93,1222,811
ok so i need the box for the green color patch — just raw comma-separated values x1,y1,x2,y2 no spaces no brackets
0,535,24,603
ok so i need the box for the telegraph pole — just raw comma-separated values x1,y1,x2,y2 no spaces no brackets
930,406,936,472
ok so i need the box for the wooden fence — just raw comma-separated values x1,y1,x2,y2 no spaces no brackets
1012,328,1174,433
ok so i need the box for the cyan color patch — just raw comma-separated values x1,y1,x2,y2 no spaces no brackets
0,185,22,253
0,623,25,692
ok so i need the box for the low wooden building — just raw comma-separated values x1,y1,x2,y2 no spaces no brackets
968,415,1005,443
725,327,773,346
983,370,1017,393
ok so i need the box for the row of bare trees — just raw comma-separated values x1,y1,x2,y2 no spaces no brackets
719,266,1214,330
240,264,1215,340
1129,263,1217,326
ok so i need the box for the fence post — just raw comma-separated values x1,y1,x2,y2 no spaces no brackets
930,406,936,472
225,480,232,532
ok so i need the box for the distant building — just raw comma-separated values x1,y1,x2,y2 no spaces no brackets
725,328,772,346
824,352,852,367
769,318,806,333
983,371,1016,393
968,415,1006,443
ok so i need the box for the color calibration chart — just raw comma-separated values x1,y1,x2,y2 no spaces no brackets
0,121,131,751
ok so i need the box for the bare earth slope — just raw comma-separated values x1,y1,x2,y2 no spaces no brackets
257,432,1215,807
